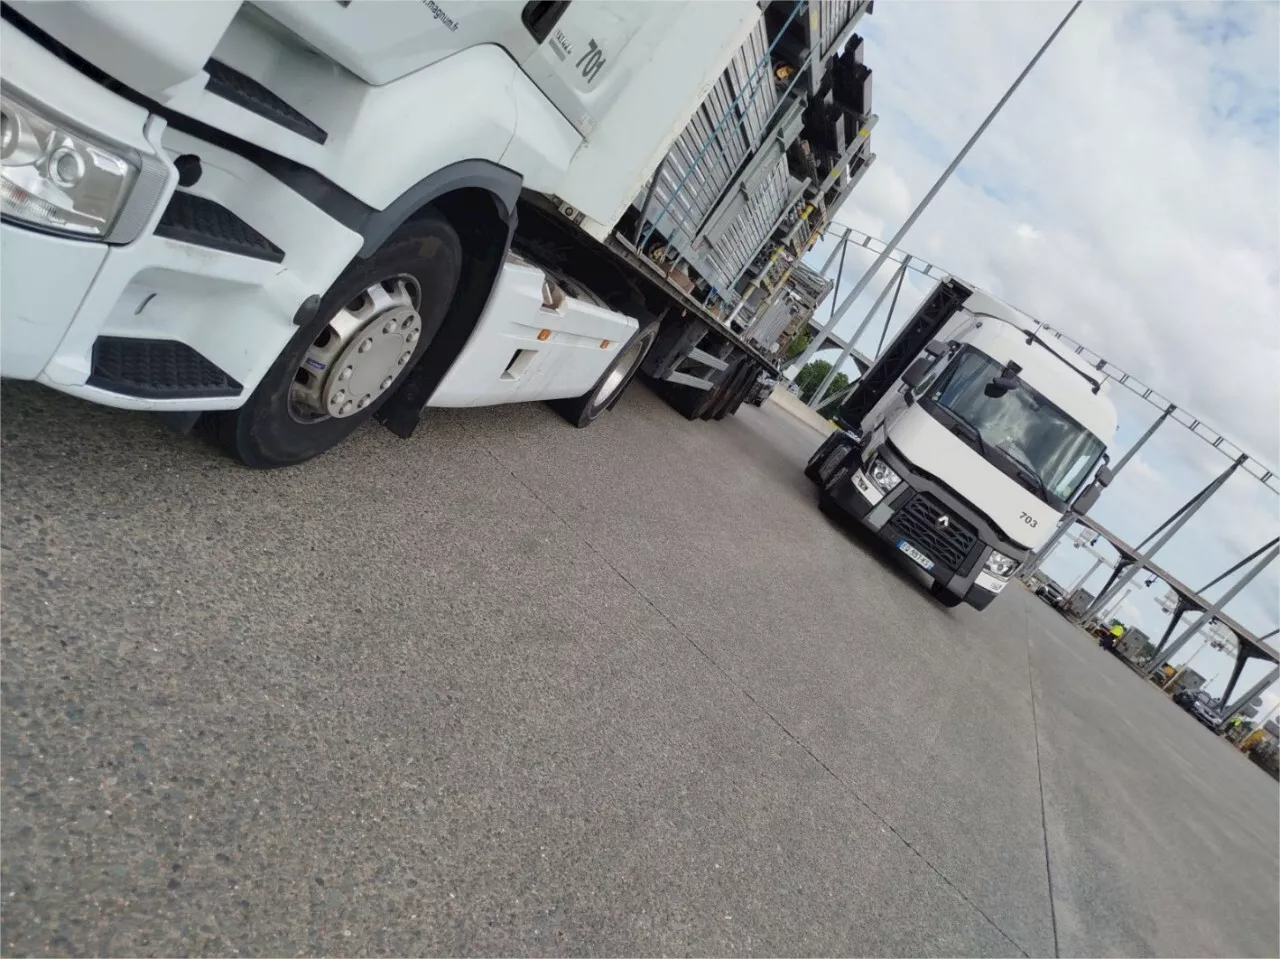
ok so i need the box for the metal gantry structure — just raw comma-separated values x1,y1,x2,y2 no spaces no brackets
788,0,1084,378
791,224,1280,723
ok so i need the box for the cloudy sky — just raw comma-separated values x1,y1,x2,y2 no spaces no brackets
798,1,1279,709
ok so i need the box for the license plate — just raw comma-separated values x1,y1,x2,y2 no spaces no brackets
897,539,934,571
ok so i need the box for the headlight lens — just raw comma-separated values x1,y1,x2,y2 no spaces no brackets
867,457,902,493
1,91,139,239
985,550,1017,578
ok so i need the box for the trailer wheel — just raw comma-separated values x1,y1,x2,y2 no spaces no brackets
688,372,728,420
550,313,660,428
719,363,759,419
710,361,752,420
213,213,462,468
701,360,742,421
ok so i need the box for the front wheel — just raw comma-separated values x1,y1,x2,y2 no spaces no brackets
213,214,463,468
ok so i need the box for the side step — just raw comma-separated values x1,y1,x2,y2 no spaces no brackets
204,60,328,145
155,191,285,263
88,337,243,400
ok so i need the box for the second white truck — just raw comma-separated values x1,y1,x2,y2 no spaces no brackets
806,279,1118,610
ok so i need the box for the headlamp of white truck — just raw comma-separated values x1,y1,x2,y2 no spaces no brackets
984,550,1017,578
1,91,140,240
867,457,902,494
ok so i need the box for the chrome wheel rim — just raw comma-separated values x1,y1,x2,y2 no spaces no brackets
290,275,422,423
594,334,649,409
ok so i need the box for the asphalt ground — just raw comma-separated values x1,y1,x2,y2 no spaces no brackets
2,379,1276,958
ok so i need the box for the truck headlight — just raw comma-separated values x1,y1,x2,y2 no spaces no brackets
1,91,139,239
867,458,902,493
985,550,1017,578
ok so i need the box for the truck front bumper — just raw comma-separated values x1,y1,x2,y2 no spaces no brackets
825,445,1016,610
1,17,359,411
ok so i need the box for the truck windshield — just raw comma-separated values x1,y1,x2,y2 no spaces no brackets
925,347,1106,503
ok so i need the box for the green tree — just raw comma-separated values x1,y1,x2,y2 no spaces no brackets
793,359,851,407
783,331,812,363
793,359,831,403
817,373,851,418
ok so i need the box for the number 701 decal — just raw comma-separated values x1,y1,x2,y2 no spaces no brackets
575,39,607,84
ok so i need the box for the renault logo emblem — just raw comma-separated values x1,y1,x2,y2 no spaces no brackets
935,514,952,531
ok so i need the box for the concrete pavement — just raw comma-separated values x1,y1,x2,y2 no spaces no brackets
2,380,1276,957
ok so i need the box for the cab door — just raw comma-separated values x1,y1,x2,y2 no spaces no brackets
519,1,670,137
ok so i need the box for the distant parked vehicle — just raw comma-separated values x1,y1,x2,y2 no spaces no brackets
1172,688,1198,709
1035,581,1064,607
746,374,778,407
1181,691,1224,729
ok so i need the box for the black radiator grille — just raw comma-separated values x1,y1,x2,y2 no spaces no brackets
889,492,979,573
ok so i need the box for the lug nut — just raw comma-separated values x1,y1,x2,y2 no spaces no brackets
331,390,346,404
358,394,371,408
339,400,353,415
358,338,373,353
381,376,394,390
405,331,418,344
339,367,353,381
398,351,412,365
383,320,398,334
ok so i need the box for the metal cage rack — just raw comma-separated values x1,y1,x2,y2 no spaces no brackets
630,0,876,352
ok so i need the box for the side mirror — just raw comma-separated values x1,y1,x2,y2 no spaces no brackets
923,339,948,358
984,360,1022,398
1095,465,1114,488
984,372,1020,398
902,356,932,390
1074,483,1102,514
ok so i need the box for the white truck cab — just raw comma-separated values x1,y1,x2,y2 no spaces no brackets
807,279,1118,610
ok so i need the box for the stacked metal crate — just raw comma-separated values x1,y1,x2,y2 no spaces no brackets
632,16,781,295
633,0,872,362
744,294,799,350
787,258,834,312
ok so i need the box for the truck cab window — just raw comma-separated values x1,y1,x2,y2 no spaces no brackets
926,347,1106,503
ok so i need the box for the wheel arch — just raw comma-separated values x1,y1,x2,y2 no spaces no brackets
372,171,521,439
356,160,522,258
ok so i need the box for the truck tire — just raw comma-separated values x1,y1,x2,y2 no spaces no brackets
713,363,750,420
806,435,854,483
550,313,660,428
804,435,836,482
722,363,761,418
665,377,720,421
213,214,462,468
705,360,749,420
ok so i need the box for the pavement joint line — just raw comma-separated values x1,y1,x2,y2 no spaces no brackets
471,432,1032,958
1025,612,1063,958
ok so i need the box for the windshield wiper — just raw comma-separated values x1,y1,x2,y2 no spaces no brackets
1000,445,1053,502
941,407,987,457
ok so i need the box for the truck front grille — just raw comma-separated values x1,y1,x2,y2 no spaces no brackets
889,492,979,574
